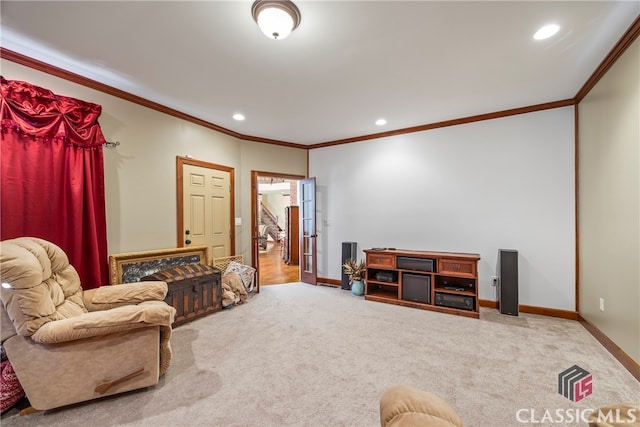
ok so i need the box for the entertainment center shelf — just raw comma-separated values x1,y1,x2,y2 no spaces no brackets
364,248,481,319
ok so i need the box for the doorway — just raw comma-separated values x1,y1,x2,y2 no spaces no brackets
251,171,304,286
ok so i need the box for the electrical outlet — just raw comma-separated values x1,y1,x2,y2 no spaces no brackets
491,276,499,286
599,298,604,312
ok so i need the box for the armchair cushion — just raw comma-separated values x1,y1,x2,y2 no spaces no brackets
32,301,175,344
82,281,168,311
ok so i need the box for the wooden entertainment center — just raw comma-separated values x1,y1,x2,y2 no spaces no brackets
364,248,481,319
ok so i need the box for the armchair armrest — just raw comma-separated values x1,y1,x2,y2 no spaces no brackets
83,281,168,312
31,301,175,344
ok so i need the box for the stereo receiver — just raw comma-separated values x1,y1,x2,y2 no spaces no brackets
434,292,474,311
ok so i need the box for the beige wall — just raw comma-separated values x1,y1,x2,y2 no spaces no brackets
578,38,640,363
1,60,307,266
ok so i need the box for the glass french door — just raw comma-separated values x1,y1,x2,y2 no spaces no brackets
299,177,317,284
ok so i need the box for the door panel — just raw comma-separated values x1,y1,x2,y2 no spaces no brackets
300,177,317,284
182,163,231,263
189,195,206,237
210,195,227,259
190,173,205,186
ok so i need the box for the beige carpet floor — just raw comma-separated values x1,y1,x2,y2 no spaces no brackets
1,282,638,427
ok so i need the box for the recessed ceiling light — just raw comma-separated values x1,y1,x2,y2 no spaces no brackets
534,24,560,40
375,118,387,126
233,113,245,121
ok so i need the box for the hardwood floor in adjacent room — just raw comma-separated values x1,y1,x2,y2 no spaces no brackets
259,241,299,286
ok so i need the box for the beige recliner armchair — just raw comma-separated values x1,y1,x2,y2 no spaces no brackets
0,237,176,414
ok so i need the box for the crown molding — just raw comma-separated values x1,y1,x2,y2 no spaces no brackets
575,14,640,103
307,99,576,149
3,11,638,150
0,48,307,150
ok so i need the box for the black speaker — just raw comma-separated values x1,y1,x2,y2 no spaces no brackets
341,242,358,290
497,249,518,316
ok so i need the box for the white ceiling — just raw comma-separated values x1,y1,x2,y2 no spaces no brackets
1,1,638,146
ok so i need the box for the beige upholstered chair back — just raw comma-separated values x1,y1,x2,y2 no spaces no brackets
0,237,87,337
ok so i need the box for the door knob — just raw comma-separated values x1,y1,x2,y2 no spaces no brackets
185,239,192,245
185,230,190,235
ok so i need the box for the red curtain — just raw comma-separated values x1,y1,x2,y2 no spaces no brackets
1,77,108,289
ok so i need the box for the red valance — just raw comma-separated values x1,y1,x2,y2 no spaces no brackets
1,77,106,147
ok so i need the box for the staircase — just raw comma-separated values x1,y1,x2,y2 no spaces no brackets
260,202,281,243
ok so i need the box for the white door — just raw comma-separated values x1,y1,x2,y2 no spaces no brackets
182,163,231,263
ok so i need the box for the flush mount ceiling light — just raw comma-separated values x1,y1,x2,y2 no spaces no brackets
252,0,301,40
534,24,560,40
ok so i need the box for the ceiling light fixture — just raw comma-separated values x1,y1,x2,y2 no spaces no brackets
251,0,301,40
233,113,245,121
534,24,560,40
376,119,387,126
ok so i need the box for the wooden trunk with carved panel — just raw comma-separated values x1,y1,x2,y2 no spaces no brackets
142,264,222,326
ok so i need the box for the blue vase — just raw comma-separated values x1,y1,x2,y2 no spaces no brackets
351,280,364,296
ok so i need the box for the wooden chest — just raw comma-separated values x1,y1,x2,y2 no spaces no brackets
142,264,222,326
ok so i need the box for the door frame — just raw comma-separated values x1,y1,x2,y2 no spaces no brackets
176,156,236,255
251,170,306,291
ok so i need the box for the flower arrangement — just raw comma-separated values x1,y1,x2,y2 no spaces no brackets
342,258,366,283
